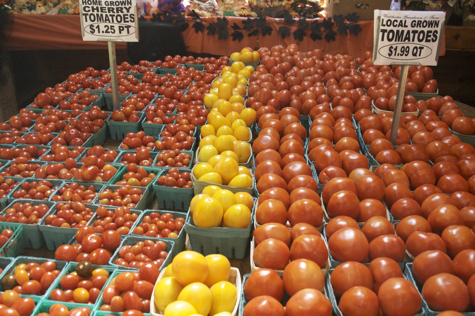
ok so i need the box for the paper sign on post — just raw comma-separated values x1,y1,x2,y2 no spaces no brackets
79,0,139,42
373,10,445,66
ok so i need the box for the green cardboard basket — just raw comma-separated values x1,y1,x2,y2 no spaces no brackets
2,256,68,299
184,198,256,259
32,300,95,316
152,169,194,211
38,203,102,251
48,182,105,203
92,184,151,211
0,199,55,249
109,165,161,190
109,235,175,270
7,178,64,204
0,257,13,278
0,176,24,208
0,222,23,257
130,209,187,257
152,150,195,171
106,111,145,140
44,262,117,309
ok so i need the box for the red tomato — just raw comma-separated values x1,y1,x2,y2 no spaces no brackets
331,261,373,298
325,216,359,239
328,227,369,262
453,249,475,284
378,278,422,316
290,223,321,241
441,225,475,258
369,234,405,262
369,257,403,294
243,296,285,316
395,215,432,242
285,289,332,316
412,250,454,285
339,286,379,316
253,238,289,270
253,223,291,246
244,269,284,301
361,216,394,243
422,273,470,312
289,235,328,268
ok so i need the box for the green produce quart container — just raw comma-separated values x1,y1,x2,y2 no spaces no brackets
38,203,103,251
152,149,195,172
0,257,13,279
0,176,24,209
48,181,105,203
109,165,161,191
94,268,152,316
130,209,187,257
0,199,55,249
7,178,64,204
32,300,95,316
92,184,151,211
44,262,117,309
113,150,158,166
184,198,256,259
2,256,68,300
0,222,24,257
185,63,205,71
152,169,194,211
106,111,144,140
108,235,175,270
103,89,131,111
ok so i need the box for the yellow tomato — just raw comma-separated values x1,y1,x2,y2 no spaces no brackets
235,84,247,96
223,204,251,228
218,83,232,100
163,264,175,277
14,269,29,285
193,197,223,228
73,288,89,303
198,145,218,162
198,172,223,185
212,78,224,89
233,141,251,163
214,135,235,154
204,255,231,288
201,124,215,137
204,94,219,109
202,185,221,196
177,283,212,315
154,277,184,312
238,69,251,79
221,66,232,73
240,47,252,54
164,301,197,316
225,111,241,125
209,281,237,316
209,115,231,131
228,174,252,188
240,108,256,127
229,95,244,104
14,264,27,273
213,189,237,213
230,62,242,74
92,268,109,278
216,126,233,137
190,194,210,214
235,192,254,209
172,251,209,285
207,155,225,168
214,157,239,184
214,313,233,316
209,88,219,96
237,78,248,86
241,52,254,63
220,150,239,163
229,52,241,61
223,76,237,89
238,166,252,177
252,51,260,63
199,135,217,149
234,126,250,141
193,163,214,179
217,101,233,117
231,119,247,131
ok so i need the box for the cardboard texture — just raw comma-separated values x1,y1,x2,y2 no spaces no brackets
327,0,392,21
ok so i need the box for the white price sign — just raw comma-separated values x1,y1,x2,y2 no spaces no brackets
79,0,139,42
373,10,445,66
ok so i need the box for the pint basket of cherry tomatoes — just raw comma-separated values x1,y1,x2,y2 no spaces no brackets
110,165,161,190
93,184,151,211
0,176,24,208
87,205,142,236
130,210,186,258
0,257,69,300
153,169,193,211
113,149,158,167
109,235,175,270
49,182,104,203
106,110,144,141
38,202,98,251
153,150,194,171
94,269,156,314
44,261,116,306
7,179,63,204
0,200,55,249
31,300,94,316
